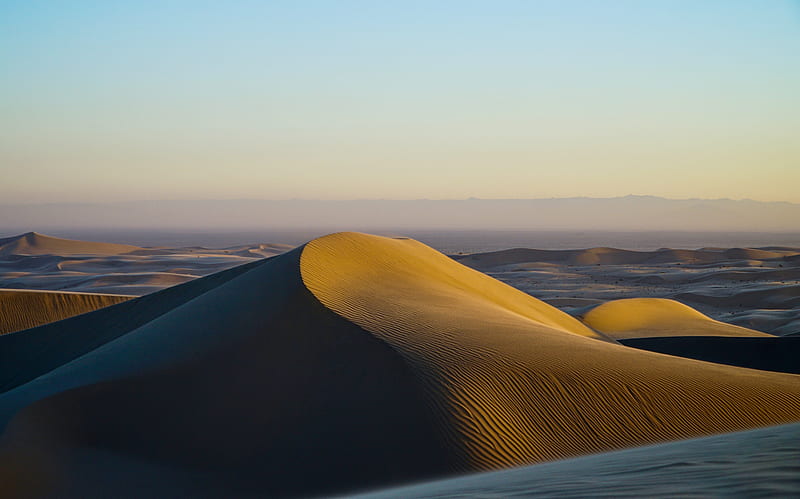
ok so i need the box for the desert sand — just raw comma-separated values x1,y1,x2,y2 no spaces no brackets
0,232,140,256
581,297,773,339
456,245,800,336
0,232,799,497
0,232,291,296
0,289,131,335
353,421,800,498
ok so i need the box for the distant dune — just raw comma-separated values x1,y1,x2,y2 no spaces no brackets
0,231,291,296
454,245,800,270
0,289,131,335
456,243,800,337
2,232,798,497
0,232,140,256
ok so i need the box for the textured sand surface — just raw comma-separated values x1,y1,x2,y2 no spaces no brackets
581,298,772,339
0,232,798,497
0,289,131,335
302,233,800,472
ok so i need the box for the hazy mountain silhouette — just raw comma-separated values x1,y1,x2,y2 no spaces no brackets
1,196,798,231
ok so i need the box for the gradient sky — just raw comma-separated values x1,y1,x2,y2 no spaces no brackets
2,0,799,203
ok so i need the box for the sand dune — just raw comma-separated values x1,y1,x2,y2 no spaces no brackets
460,244,800,337
0,289,131,335
353,422,800,498
0,232,140,256
1,232,799,497
580,298,772,340
455,245,800,270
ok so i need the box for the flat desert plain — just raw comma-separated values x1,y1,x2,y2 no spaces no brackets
0,231,798,497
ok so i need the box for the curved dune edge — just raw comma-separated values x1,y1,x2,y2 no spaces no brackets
581,298,773,340
0,289,132,335
301,232,800,471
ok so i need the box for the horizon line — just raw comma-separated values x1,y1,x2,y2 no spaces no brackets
3,195,799,206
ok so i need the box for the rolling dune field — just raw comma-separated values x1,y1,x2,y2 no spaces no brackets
0,231,798,497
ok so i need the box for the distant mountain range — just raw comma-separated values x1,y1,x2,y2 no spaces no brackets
1,196,798,231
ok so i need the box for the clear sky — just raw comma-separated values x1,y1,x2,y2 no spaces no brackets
2,0,798,203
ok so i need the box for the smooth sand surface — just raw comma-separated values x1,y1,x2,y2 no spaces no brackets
0,232,798,497
581,298,773,340
0,232,140,256
0,289,131,335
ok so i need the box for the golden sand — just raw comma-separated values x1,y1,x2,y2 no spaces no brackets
302,233,800,469
0,289,131,335
581,297,773,340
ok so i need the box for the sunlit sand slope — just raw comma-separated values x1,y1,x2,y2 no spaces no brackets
581,298,773,340
0,289,131,335
302,233,800,470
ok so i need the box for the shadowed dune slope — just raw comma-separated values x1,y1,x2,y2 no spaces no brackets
0,232,140,256
1,233,800,497
0,258,267,393
302,233,800,470
581,298,773,340
621,336,800,374
0,289,132,335
0,247,455,497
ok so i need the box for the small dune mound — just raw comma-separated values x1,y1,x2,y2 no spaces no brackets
581,298,772,340
0,232,140,256
0,289,132,335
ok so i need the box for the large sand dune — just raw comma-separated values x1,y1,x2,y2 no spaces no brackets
1,232,799,497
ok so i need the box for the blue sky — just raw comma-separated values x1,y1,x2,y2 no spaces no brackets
2,1,799,202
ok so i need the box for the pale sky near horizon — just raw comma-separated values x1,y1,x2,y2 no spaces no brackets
1,1,799,203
